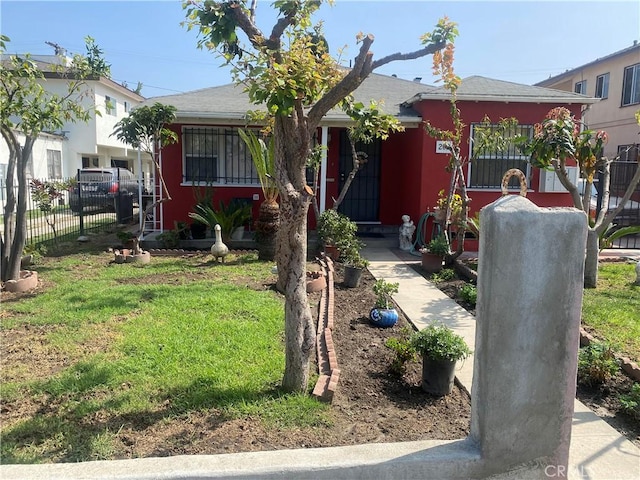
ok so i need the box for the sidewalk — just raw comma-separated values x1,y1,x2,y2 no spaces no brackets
363,245,640,480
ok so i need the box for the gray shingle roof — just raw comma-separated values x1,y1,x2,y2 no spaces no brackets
143,73,432,124
143,74,597,124
403,76,598,105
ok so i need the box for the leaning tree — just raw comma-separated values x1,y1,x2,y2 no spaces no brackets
184,0,456,392
522,107,640,288
0,35,110,282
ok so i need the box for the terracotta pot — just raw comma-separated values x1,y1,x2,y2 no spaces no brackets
5,270,38,293
306,271,326,293
323,244,340,261
421,252,443,273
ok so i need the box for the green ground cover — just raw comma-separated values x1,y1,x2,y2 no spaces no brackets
0,252,328,463
582,262,640,363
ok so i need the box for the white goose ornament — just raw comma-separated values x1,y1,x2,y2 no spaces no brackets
211,224,229,263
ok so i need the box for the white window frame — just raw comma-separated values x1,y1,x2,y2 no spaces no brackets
595,73,609,99
574,80,587,95
467,123,533,190
105,95,116,115
46,149,62,178
622,63,640,106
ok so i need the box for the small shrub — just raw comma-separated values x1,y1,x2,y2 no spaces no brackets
577,342,619,386
157,229,180,248
431,268,455,283
410,324,472,363
385,329,416,375
459,283,477,307
619,383,640,420
373,279,399,309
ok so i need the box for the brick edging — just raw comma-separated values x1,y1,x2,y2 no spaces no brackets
312,256,340,402
580,327,640,382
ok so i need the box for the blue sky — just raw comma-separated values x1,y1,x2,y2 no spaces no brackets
1,1,639,98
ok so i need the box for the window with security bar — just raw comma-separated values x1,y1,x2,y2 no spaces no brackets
617,144,639,163
468,123,533,189
182,127,260,185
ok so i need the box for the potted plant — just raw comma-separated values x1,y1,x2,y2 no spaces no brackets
434,189,463,225
317,209,357,261
116,230,137,250
341,238,369,288
190,220,208,239
410,324,472,396
369,278,399,328
420,234,449,273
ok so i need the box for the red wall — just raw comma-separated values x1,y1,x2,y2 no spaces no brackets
160,101,583,234
159,124,264,231
411,100,583,221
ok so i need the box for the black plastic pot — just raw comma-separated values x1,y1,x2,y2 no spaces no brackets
343,265,363,288
421,357,457,396
190,222,207,239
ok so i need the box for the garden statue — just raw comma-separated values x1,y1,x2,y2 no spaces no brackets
399,214,416,251
211,224,229,263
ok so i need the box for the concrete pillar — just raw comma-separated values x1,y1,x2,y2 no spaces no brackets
471,195,587,476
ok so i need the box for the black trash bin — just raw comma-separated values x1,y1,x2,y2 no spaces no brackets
115,194,134,224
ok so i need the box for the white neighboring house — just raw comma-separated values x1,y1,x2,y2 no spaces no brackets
0,54,151,183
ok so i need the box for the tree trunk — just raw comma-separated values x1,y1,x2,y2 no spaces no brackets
584,228,599,288
272,114,316,393
278,193,316,392
3,137,34,282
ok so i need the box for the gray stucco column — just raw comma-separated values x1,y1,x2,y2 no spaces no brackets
471,195,587,476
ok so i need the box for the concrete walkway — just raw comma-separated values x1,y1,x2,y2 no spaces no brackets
364,245,640,480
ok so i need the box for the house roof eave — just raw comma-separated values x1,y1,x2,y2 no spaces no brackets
175,112,423,129
405,93,600,106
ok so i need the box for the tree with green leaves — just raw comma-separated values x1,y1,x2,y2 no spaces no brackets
0,35,110,282
520,107,640,288
112,102,178,254
183,0,456,392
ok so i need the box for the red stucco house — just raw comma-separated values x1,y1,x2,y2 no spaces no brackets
141,74,597,246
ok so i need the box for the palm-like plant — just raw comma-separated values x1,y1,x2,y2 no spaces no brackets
239,129,279,260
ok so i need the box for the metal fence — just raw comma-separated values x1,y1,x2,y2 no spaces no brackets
598,161,640,249
0,175,138,250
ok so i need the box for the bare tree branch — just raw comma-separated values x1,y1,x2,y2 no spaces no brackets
596,160,640,233
228,2,266,48
372,40,446,70
307,35,375,128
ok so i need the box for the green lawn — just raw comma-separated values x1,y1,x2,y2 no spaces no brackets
582,262,640,363
0,251,329,463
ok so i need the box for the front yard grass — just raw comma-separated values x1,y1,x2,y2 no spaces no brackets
582,262,640,363
0,251,329,463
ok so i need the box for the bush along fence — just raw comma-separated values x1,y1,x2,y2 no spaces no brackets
1,175,138,251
